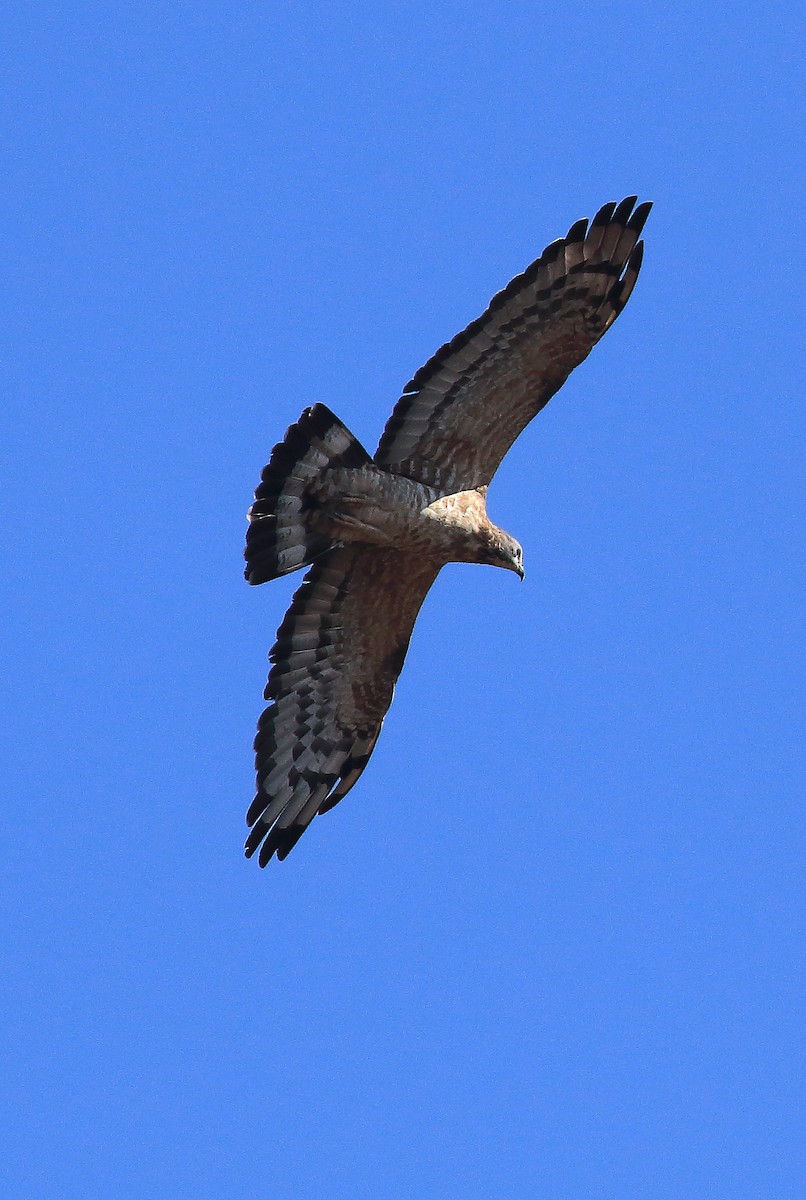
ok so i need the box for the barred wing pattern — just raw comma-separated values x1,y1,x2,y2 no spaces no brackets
246,546,440,864
375,196,651,493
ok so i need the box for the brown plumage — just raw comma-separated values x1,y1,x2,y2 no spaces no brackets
244,197,651,863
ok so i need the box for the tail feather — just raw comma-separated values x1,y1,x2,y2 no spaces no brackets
245,403,372,584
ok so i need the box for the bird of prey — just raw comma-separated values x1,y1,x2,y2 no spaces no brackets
244,196,651,864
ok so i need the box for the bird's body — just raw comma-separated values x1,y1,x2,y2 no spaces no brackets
310,468,519,566
244,197,651,863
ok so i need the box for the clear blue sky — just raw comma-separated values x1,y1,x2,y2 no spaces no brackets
3,4,804,1197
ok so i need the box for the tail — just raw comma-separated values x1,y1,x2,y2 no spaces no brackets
245,403,373,584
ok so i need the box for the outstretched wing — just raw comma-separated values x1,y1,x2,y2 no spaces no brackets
246,545,440,864
375,196,651,493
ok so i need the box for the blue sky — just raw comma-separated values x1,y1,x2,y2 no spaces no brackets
3,3,804,1197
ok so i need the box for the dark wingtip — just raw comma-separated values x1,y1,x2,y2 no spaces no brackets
629,239,645,273
566,216,589,242
608,239,646,315
628,200,653,237
611,195,638,227
244,816,299,867
256,823,304,866
245,826,276,867
276,830,304,861
246,792,266,827
591,199,618,227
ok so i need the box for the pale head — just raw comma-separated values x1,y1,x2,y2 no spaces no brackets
485,528,525,579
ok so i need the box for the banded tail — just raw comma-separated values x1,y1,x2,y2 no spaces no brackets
245,403,373,584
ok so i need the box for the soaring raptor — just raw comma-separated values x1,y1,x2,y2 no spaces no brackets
244,196,651,864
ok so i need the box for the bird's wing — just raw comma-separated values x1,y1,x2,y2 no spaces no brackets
246,545,440,864
375,197,651,493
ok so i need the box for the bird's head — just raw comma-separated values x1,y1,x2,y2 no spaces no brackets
488,530,525,580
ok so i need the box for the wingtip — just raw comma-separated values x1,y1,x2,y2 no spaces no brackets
244,809,307,866
566,215,589,243
628,200,653,237
629,239,645,272
591,199,618,228
613,195,638,221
